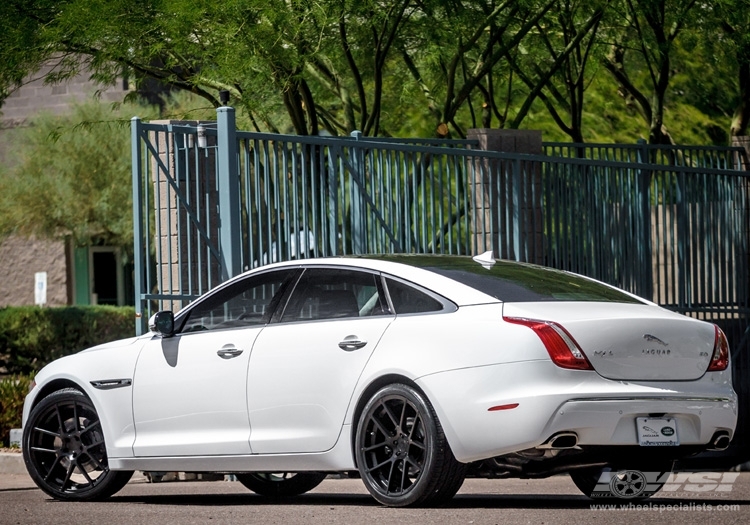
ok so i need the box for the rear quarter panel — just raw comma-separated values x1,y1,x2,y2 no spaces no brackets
345,303,550,424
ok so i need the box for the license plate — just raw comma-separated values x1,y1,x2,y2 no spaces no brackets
636,417,679,446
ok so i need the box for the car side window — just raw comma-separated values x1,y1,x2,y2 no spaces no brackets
180,269,296,333
280,268,389,322
385,277,445,314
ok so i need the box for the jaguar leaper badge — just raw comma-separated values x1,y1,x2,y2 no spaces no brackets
643,334,668,346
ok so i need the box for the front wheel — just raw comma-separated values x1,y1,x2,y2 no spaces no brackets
570,463,673,499
236,472,327,497
23,388,133,501
355,383,466,507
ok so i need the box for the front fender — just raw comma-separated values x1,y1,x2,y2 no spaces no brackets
23,337,147,459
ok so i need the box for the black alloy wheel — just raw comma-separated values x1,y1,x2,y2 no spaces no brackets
23,389,133,501
355,383,466,507
570,463,673,499
236,472,328,497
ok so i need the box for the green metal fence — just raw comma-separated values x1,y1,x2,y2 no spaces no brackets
544,140,747,170
132,110,749,336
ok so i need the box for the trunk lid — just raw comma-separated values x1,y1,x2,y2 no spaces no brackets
503,302,715,381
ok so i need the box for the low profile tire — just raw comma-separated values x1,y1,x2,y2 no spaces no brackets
355,383,466,507
22,388,133,501
236,472,327,497
571,462,673,500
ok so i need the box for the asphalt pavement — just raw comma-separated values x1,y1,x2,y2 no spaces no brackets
3,472,750,525
3,453,750,525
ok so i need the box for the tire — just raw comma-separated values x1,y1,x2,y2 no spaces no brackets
355,383,466,507
236,472,327,497
22,388,134,501
571,463,673,500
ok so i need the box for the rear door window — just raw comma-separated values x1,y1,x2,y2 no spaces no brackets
279,268,389,322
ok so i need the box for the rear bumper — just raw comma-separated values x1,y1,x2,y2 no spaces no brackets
416,360,737,463
542,397,735,446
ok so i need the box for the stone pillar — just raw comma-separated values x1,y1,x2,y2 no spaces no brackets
466,129,544,264
731,136,750,333
731,136,750,170
732,135,750,259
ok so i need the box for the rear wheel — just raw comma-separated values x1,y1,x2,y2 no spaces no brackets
23,389,133,501
236,472,327,497
355,383,466,507
571,462,673,499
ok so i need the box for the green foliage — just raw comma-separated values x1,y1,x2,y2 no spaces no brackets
0,94,217,249
0,101,136,247
0,306,136,375
0,1,745,143
0,374,32,447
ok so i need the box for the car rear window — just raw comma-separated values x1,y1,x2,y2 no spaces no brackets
427,261,643,303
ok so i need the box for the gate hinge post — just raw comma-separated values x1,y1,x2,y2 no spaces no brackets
131,116,145,335
217,106,242,281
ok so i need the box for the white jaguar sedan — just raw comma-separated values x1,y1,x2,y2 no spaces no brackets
22,254,737,506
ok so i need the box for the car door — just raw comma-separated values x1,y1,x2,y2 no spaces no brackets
131,269,296,457
247,267,394,454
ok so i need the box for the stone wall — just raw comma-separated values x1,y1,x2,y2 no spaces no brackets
0,235,69,307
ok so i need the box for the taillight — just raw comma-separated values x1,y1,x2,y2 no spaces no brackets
707,325,730,371
504,317,593,370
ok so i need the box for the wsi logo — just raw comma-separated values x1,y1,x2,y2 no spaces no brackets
661,472,740,493
590,470,740,499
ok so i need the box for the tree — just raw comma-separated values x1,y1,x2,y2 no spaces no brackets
0,101,151,250
710,0,750,136
513,0,608,143
0,0,743,143
602,0,699,144
0,0,616,138
302,0,415,136
397,0,556,137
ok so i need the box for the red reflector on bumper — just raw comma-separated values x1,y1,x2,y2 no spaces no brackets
488,403,519,411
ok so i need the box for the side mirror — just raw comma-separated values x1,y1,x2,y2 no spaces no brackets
148,311,175,337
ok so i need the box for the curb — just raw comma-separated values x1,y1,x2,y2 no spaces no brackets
0,453,26,476
0,453,224,482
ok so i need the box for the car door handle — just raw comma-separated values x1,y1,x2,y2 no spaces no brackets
338,337,368,351
217,345,244,359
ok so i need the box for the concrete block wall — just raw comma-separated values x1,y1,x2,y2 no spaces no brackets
0,235,69,307
0,62,127,126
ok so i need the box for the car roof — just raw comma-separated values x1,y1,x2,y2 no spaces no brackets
246,254,501,306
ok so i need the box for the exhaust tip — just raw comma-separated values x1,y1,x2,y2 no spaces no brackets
540,432,579,450
709,431,731,451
